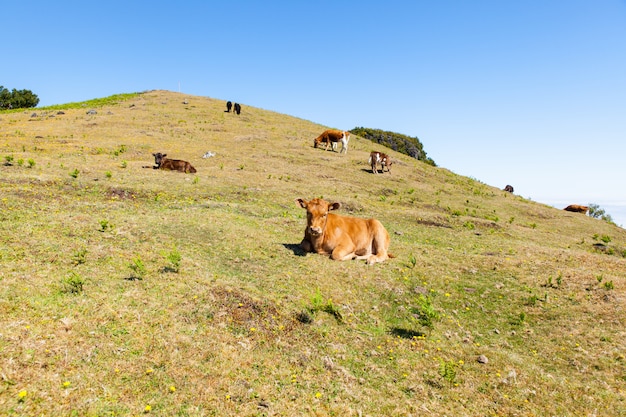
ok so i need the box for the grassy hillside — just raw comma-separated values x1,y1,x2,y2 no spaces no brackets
1,90,625,416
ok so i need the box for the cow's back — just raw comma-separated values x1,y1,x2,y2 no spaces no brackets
323,213,388,252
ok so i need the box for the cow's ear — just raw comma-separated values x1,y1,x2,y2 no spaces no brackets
162,154,167,158
296,198,307,209
329,202,341,211
152,153,156,157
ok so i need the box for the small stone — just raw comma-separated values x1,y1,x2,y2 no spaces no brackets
477,355,489,364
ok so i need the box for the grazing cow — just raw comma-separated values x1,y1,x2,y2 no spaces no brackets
296,197,392,265
234,103,241,115
504,185,514,193
152,152,197,173
225,101,232,112
313,129,350,152
368,151,392,174
564,204,589,214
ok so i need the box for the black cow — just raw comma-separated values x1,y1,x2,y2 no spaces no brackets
234,103,241,115
503,185,514,193
225,101,232,112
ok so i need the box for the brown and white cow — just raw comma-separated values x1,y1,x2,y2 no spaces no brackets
296,197,392,265
313,129,350,153
564,204,589,214
152,152,197,173
368,151,392,174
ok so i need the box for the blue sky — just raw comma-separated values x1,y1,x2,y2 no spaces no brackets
5,1,626,226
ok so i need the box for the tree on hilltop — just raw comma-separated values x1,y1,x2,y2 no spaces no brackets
350,127,436,166
0,86,40,109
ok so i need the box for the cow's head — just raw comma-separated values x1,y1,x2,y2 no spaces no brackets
152,152,167,166
313,139,319,148
297,198,340,237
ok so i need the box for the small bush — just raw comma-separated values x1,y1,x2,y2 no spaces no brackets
61,272,85,294
410,294,439,329
99,220,112,232
72,249,88,265
439,359,458,385
162,247,181,273
308,290,343,322
129,256,147,280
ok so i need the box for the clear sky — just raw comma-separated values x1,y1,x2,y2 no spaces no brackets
5,1,626,226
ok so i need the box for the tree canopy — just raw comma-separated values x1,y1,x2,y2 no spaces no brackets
350,127,436,166
0,86,40,109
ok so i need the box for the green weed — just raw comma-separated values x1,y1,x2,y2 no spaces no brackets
162,247,182,273
128,256,147,280
61,272,85,294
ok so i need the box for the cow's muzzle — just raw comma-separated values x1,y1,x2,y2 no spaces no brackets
308,226,322,236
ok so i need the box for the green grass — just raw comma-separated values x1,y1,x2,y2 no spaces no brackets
0,90,625,416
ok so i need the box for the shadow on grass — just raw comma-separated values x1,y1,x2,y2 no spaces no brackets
388,327,425,339
283,243,307,257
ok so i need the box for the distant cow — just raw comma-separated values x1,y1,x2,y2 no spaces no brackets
504,185,514,193
296,197,392,265
313,129,350,153
234,103,241,115
225,101,232,112
564,204,589,214
152,152,197,173
368,151,392,174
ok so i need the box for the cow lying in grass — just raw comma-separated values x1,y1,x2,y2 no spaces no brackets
296,197,392,265
564,204,589,214
152,152,197,173
313,129,350,153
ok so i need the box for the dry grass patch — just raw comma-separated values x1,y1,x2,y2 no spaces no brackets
1,90,625,416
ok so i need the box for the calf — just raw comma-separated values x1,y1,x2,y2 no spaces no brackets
296,197,392,265
313,129,350,153
564,204,589,214
152,152,197,173
368,151,392,174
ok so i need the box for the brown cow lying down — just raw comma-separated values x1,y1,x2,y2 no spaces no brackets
313,129,350,153
152,152,197,173
564,204,589,214
296,197,393,265
368,151,392,174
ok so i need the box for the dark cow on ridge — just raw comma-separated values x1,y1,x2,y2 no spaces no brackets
503,185,514,193
368,151,392,174
296,197,393,265
152,152,197,173
234,103,241,115
313,129,350,153
564,204,589,214
225,101,232,112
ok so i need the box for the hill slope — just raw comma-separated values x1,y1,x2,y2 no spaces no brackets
1,90,625,416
